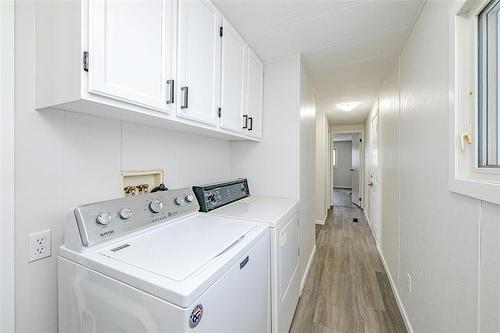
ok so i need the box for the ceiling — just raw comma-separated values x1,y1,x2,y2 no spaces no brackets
213,0,423,125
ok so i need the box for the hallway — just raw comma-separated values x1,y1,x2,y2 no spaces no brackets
290,200,406,333
332,188,356,208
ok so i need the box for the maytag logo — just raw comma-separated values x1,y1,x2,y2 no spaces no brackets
99,230,115,238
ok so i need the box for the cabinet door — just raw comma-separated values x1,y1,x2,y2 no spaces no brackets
88,0,174,112
220,20,246,133
245,50,263,139
177,0,221,126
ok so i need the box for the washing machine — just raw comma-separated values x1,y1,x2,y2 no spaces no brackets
193,179,300,333
58,187,270,333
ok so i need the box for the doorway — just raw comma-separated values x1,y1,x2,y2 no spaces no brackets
331,131,364,209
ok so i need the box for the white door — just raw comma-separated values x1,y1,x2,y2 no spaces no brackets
351,133,361,207
369,112,381,242
177,0,221,126
220,19,246,133
245,49,263,139
88,0,175,112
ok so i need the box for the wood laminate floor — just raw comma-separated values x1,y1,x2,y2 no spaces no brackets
289,203,407,333
332,188,355,208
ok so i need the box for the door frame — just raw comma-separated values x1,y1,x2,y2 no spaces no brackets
368,111,381,242
330,129,365,209
1,0,15,331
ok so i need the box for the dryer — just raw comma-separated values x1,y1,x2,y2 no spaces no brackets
193,179,300,333
59,187,270,333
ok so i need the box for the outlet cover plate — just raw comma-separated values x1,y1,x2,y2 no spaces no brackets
29,230,51,262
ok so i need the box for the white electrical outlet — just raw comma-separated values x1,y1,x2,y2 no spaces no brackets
407,273,412,294
29,230,51,262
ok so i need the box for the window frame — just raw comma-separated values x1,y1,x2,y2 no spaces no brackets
449,0,500,205
478,0,500,168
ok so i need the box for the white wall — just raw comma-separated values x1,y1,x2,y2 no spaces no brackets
314,103,328,223
365,2,500,332
333,141,352,188
378,60,400,284
298,62,316,287
15,2,232,332
231,57,300,198
1,0,15,331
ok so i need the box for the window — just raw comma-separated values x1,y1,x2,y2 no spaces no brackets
478,0,500,167
450,0,500,205
332,148,337,167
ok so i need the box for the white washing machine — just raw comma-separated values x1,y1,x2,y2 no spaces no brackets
59,187,271,333
193,179,300,333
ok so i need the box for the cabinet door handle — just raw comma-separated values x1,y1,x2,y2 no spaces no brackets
243,115,248,129
166,79,174,104
181,86,189,109
248,117,253,130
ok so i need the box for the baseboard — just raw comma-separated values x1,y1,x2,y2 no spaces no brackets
299,244,316,295
363,209,371,226
314,213,327,225
365,215,414,333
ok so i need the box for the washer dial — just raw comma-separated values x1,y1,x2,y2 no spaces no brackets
149,200,163,213
119,208,133,220
96,213,112,225
175,196,185,206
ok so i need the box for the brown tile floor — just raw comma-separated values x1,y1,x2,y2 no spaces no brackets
289,201,407,333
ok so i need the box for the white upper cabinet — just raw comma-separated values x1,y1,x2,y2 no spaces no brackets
220,19,246,134
88,0,175,112
245,49,264,139
177,0,221,126
34,0,262,141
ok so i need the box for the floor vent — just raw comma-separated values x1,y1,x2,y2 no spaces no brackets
352,218,359,223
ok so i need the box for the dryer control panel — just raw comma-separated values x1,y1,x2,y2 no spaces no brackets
193,179,250,212
73,188,200,247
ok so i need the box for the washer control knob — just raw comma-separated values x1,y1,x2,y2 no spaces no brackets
185,194,194,203
119,208,133,220
149,200,163,213
175,196,185,206
96,213,112,225
207,193,217,205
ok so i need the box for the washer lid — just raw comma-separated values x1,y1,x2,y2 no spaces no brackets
100,215,256,281
210,197,298,226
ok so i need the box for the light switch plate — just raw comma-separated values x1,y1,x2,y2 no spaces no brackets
29,230,51,262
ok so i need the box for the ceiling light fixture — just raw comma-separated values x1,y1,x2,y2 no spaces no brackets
337,102,360,112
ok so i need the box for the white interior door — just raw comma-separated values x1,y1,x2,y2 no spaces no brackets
177,0,221,126
220,19,246,133
351,133,361,207
89,0,174,112
369,112,381,242
245,49,263,139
